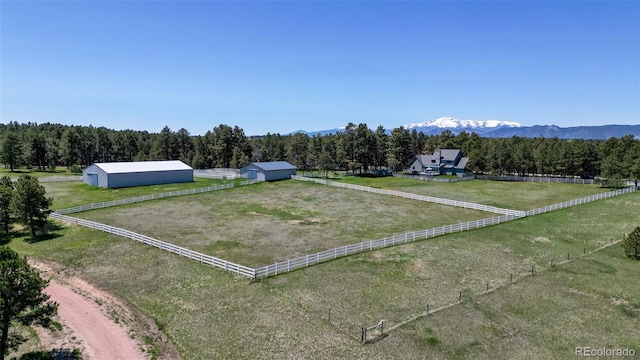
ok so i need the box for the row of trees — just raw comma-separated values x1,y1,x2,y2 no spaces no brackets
2,121,640,183
0,176,52,238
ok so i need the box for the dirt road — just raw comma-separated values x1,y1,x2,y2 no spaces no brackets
29,259,181,360
44,280,145,359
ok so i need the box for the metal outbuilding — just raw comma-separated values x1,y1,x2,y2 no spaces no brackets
83,160,194,188
240,161,297,181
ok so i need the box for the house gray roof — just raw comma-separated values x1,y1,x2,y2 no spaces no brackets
455,157,469,169
251,161,297,171
94,160,192,174
415,154,438,166
437,149,461,162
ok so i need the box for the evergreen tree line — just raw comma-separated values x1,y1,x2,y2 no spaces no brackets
1,121,639,183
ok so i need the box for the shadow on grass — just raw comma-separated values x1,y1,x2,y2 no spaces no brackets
16,348,82,360
19,223,65,244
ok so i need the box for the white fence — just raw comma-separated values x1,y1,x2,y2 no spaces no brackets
9,176,83,183
194,169,239,180
47,174,637,279
54,183,234,214
254,214,522,278
49,213,256,278
475,174,595,184
394,173,475,183
239,179,263,186
526,186,636,216
291,175,524,216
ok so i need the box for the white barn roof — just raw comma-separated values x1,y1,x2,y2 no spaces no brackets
93,161,192,174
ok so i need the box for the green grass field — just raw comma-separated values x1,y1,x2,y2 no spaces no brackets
73,181,492,266
5,179,639,359
43,177,236,209
334,176,609,210
0,166,77,178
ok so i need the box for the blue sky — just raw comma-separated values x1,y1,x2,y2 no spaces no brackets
1,1,639,136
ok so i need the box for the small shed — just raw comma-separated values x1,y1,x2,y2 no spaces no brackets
83,160,193,188
240,161,297,181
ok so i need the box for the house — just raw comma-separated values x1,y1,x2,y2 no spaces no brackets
83,160,193,188
408,149,469,176
240,161,297,181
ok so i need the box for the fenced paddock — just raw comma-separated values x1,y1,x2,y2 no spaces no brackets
49,213,256,278
52,177,636,279
253,213,522,278
71,180,492,267
331,175,610,211
54,183,234,214
37,187,640,360
525,186,635,215
292,175,524,216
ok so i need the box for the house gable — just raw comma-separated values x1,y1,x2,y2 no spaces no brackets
408,149,468,175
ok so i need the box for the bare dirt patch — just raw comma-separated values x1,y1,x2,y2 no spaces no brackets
532,236,552,243
28,259,180,360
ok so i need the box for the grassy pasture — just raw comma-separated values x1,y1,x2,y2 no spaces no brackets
73,180,492,266
335,176,609,211
43,177,235,209
7,190,639,359
0,166,77,178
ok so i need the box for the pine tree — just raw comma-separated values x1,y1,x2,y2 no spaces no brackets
11,176,52,238
622,226,640,260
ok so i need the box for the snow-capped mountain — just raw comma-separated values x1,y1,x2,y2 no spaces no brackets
291,117,639,140
403,117,521,130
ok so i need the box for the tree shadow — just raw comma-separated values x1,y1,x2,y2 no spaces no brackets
0,233,11,246
22,223,65,244
15,348,82,360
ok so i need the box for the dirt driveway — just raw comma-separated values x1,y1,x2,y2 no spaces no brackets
28,259,180,360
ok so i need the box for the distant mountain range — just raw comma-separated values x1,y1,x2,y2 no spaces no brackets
293,117,640,140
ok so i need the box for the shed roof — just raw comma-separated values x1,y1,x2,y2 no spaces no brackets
93,161,192,174
250,161,297,171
